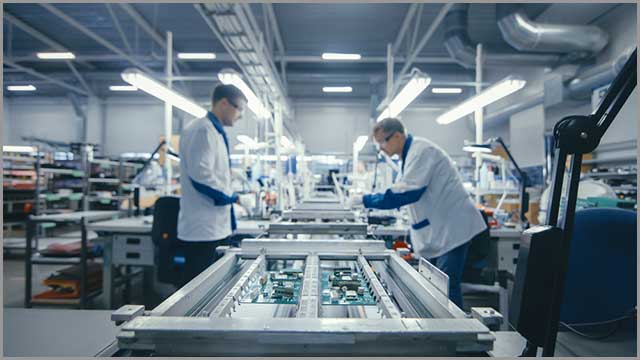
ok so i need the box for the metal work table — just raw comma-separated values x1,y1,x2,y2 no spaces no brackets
109,238,507,356
89,216,155,309
369,222,409,237
490,227,523,239
3,308,121,357
87,216,273,309
30,210,122,223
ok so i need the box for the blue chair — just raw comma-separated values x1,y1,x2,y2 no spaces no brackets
560,208,637,324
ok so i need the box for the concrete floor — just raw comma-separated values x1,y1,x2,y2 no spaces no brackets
3,257,63,308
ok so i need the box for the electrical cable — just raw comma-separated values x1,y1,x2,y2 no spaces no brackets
558,307,636,340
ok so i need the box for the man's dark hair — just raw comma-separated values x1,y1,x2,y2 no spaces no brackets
212,84,247,105
373,117,406,137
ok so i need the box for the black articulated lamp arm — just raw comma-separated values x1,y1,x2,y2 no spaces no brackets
511,49,636,358
133,140,167,179
494,137,526,184
490,136,530,225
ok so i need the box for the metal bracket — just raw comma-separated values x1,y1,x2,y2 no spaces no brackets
418,257,449,297
112,304,145,325
471,307,503,328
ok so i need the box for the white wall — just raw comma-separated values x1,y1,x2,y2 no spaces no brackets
292,100,475,157
400,107,474,157
293,101,371,154
2,97,84,146
102,100,166,155
510,104,545,167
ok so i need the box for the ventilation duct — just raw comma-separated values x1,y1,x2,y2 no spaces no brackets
567,47,634,96
484,48,634,125
496,4,609,57
444,4,561,69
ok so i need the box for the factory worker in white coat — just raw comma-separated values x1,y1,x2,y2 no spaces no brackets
349,118,487,308
177,84,247,285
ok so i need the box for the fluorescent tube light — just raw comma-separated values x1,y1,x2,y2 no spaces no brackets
463,145,492,153
432,87,463,94
3,145,37,153
377,71,431,122
353,135,368,152
7,85,36,91
218,69,269,119
121,68,207,118
437,76,526,125
177,52,216,60
109,85,138,91
322,86,353,93
36,52,75,60
321,53,361,61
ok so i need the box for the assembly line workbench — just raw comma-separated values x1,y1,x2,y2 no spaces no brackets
3,308,529,357
87,216,273,309
5,307,634,357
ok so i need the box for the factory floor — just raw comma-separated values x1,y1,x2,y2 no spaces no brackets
3,257,637,357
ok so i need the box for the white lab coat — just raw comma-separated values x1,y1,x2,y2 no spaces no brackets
363,135,486,259
177,113,237,241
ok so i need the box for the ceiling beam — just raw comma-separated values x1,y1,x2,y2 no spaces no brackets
105,4,134,55
39,3,154,75
118,3,191,75
398,3,454,80
4,60,89,96
392,4,419,55
118,4,165,50
3,11,96,70
66,61,94,96
264,4,287,88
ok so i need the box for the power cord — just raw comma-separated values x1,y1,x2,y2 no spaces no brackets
558,307,636,340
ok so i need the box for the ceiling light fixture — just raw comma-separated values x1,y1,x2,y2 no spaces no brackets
432,87,463,94
218,69,269,119
36,52,75,60
7,85,37,91
322,86,353,93
321,52,361,61
109,85,138,91
436,76,526,125
177,52,216,60
121,68,207,118
377,71,431,122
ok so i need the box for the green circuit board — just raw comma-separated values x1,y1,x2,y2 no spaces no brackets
320,267,376,306
240,268,303,305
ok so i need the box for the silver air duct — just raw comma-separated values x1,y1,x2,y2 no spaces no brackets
567,47,634,96
496,4,609,56
484,48,634,125
444,4,560,69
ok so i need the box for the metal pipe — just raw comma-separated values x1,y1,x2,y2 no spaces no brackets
496,4,609,55
444,4,560,69
164,31,173,195
474,43,483,205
